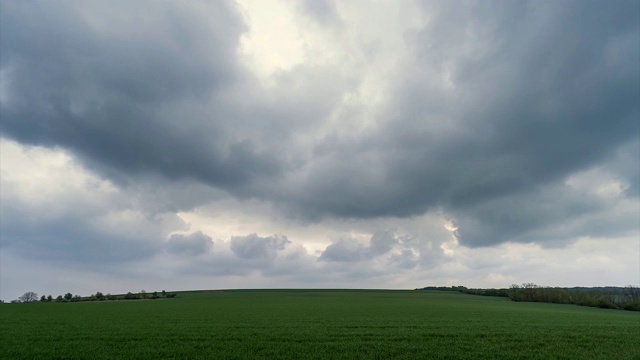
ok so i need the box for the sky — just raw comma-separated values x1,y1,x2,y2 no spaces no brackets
0,0,638,301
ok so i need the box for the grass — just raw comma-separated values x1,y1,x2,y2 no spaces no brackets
1,289,638,359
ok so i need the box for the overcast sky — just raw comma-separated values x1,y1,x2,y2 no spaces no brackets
1,0,638,301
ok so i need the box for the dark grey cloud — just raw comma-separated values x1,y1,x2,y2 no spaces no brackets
166,232,212,256
368,231,400,257
319,239,367,262
162,235,310,279
389,250,419,270
1,0,638,252
168,233,412,284
319,231,400,262
279,0,639,246
603,140,640,197
0,0,282,190
298,0,340,25
450,185,599,246
0,200,162,264
229,234,290,260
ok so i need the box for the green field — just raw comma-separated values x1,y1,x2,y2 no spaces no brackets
1,290,638,359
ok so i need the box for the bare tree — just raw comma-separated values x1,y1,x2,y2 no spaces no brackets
18,292,39,303
624,285,640,302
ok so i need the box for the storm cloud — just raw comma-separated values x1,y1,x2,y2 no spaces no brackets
275,0,639,246
0,0,638,299
230,234,290,260
166,232,213,256
320,231,401,262
0,0,279,190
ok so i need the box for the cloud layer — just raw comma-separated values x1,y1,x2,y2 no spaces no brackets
1,0,638,300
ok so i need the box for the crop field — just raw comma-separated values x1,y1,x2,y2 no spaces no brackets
1,289,638,359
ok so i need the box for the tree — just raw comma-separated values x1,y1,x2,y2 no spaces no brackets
40,295,47,302
47,295,53,302
624,285,640,302
19,292,39,303
64,293,73,300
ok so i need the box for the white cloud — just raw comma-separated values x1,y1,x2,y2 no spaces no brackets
237,0,306,81
0,138,186,263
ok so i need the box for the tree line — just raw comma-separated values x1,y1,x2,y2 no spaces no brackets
4,289,178,303
507,283,640,310
417,284,640,311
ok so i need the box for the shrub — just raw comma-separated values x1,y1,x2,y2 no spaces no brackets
124,292,139,300
597,299,617,309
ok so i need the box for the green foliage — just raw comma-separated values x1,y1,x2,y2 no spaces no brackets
0,290,638,359
25,289,179,303
506,284,640,311
418,286,510,298
622,301,640,311
124,292,138,300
